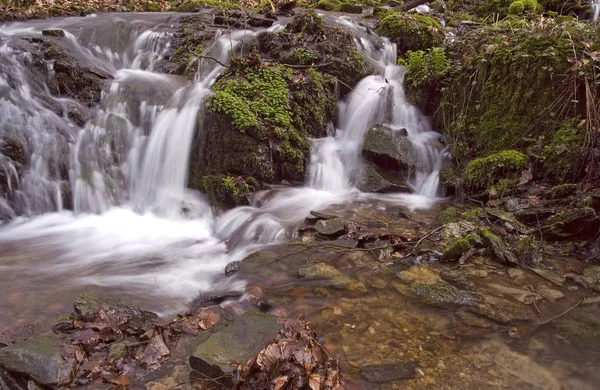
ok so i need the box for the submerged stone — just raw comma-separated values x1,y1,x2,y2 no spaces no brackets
298,263,367,294
361,361,419,382
0,336,72,386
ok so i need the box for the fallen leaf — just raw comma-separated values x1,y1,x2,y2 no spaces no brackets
517,168,533,186
140,334,169,367
308,373,322,390
273,375,289,390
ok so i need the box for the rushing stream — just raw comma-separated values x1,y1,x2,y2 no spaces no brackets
0,13,444,329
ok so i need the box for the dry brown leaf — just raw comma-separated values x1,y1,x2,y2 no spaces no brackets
308,373,322,390
273,375,289,390
198,308,220,330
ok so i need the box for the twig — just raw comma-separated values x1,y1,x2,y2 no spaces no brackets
467,197,500,235
384,224,446,264
537,299,583,326
197,55,228,68
280,62,332,68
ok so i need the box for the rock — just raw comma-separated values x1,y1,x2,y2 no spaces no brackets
473,295,536,323
536,285,564,302
0,336,72,386
505,198,525,212
107,341,127,363
486,283,542,305
404,280,481,308
475,340,561,390
507,268,526,285
72,293,158,331
41,29,65,37
479,228,518,264
441,221,477,239
298,263,367,294
224,261,240,276
543,208,600,240
357,161,411,193
190,291,243,308
529,267,565,286
396,266,440,285
190,312,279,375
338,3,363,13
362,125,413,175
314,217,346,237
513,208,556,225
441,238,470,262
309,210,336,220
360,361,419,382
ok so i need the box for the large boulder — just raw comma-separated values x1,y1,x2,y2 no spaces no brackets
361,125,413,177
0,336,73,387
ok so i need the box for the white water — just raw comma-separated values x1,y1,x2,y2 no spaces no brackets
0,14,444,320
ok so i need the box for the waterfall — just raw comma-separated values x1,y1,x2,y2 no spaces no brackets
307,17,447,197
0,14,442,319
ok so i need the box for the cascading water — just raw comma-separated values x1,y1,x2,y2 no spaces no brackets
0,13,444,328
308,16,447,197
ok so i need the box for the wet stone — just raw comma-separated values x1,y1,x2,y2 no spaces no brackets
530,267,565,286
361,361,420,382
0,335,72,387
315,217,346,237
224,261,240,276
190,312,279,374
41,29,65,37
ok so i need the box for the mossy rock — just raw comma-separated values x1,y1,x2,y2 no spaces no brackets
258,11,373,90
362,125,413,175
543,207,600,240
441,238,470,261
298,263,367,294
464,150,527,192
437,20,598,184
439,206,458,224
377,12,444,54
193,174,257,209
338,3,363,13
548,183,578,199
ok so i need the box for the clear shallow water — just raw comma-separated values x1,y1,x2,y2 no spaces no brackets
0,13,444,330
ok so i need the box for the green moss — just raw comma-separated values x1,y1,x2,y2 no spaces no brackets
440,206,458,224
398,47,451,88
314,0,340,11
377,12,444,54
82,7,97,15
464,150,527,191
508,1,525,13
286,48,318,66
540,119,584,182
211,63,292,132
465,233,483,247
338,3,363,13
146,1,160,11
442,238,470,261
546,207,595,226
55,315,71,323
199,175,255,209
461,208,482,221
548,183,578,199
175,0,239,11
479,228,500,242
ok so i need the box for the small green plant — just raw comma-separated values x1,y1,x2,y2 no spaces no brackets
398,47,451,87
